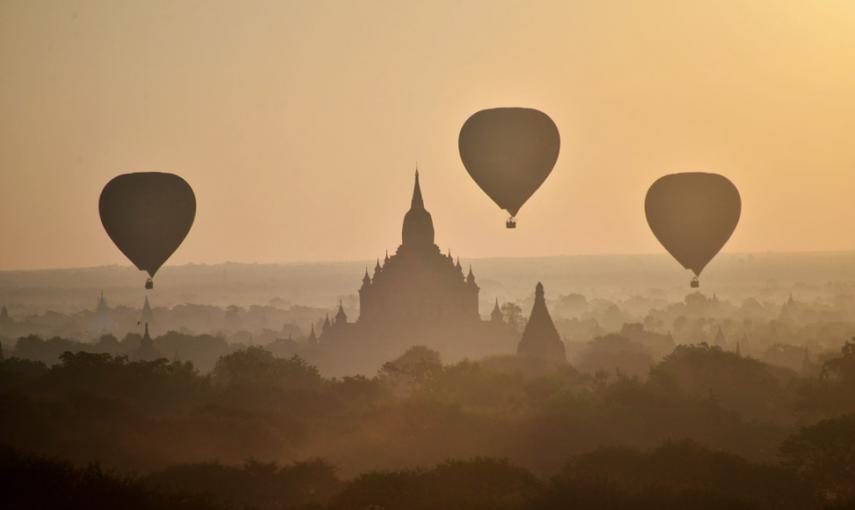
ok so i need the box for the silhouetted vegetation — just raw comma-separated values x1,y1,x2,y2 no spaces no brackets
2,337,855,507
0,447,221,510
5,439,855,510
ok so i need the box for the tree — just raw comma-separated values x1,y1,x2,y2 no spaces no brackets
781,414,855,502
329,458,539,510
144,458,340,509
576,334,655,380
501,303,524,331
648,343,794,424
822,339,855,387
0,446,222,510
379,345,442,394
211,346,322,392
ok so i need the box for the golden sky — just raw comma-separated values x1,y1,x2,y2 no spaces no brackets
2,0,854,270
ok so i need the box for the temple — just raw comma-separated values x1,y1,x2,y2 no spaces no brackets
90,291,114,335
133,322,162,361
0,305,10,326
308,171,516,375
141,296,154,330
516,282,566,362
0,305,13,338
357,171,480,324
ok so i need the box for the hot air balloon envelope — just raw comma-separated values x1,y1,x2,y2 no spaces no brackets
459,107,560,224
99,172,196,285
645,172,740,284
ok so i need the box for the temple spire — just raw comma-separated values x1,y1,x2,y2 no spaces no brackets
714,325,726,347
133,320,161,361
141,296,154,324
491,299,503,322
801,344,811,374
466,266,476,285
97,291,109,312
411,169,424,209
517,282,566,362
336,300,347,324
401,171,435,247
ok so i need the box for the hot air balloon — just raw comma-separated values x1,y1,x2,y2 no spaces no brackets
99,172,196,289
645,172,741,288
459,107,560,228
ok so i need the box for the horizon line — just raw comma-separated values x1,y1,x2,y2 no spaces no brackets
3,248,855,274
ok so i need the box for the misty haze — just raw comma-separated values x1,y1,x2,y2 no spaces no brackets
2,1,855,509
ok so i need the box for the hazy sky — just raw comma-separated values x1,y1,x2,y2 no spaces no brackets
2,0,855,271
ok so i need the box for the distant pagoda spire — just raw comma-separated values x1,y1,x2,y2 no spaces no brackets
0,304,10,334
715,325,725,347
517,282,566,362
96,291,109,313
134,321,161,361
92,291,113,334
466,266,477,286
141,296,154,324
491,299,503,322
335,300,348,324
801,344,812,374
307,325,318,345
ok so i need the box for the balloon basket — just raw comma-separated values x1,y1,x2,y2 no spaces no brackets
690,277,699,289
145,278,153,290
506,217,517,229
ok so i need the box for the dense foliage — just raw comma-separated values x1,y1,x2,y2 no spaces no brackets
2,339,855,508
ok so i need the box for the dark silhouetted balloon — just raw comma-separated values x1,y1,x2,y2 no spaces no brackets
459,107,560,228
99,172,196,288
645,172,740,287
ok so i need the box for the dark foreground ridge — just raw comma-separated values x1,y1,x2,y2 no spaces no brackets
2,438,849,510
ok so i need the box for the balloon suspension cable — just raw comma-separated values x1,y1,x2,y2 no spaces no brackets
145,277,153,290
506,216,517,229
690,276,700,289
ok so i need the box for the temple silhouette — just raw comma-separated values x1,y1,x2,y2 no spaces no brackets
90,291,115,335
133,322,162,361
304,171,564,375
358,171,480,325
517,282,566,362
141,296,154,329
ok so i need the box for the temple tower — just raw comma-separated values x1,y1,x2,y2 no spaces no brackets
517,282,566,362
